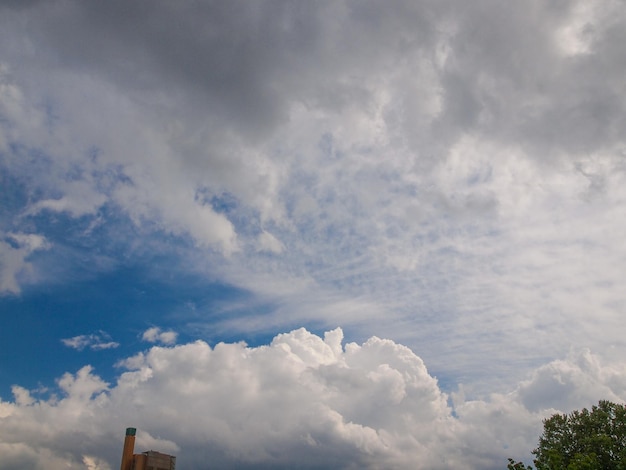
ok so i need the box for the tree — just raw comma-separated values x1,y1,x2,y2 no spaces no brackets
507,458,533,470
508,400,626,470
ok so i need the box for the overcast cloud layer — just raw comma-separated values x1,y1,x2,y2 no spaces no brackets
1,0,626,468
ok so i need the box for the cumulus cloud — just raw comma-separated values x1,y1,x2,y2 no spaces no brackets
2,329,626,469
516,349,626,413
61,332,119,351
141,327,177,345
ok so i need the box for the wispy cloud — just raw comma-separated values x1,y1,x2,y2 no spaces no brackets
61,332,119,351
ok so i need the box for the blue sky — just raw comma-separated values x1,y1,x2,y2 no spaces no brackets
1,1,626,469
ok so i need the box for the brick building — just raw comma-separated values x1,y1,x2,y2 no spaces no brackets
120,427,176,470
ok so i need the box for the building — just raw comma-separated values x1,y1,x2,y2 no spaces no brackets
120,427,176,470
130,450,176,470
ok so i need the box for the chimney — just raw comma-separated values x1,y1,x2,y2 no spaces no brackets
120,427,136,470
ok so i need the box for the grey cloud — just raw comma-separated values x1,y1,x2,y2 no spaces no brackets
2,1,440,138
2,0,624,158
0,444,53,470
437,1,626,158
0,0,42,10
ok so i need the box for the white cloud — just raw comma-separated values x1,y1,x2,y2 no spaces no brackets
2,329,626,469
0,232,50,295
516,349,626,413
82,455,112,470
61,332,119,352
10,386,34,407
141,327,177,345
24,180,107,218
256,230,284,254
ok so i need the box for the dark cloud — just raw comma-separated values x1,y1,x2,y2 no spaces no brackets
438,1,626,158
0,0,42,10
2,1,440,139
6,0,623,158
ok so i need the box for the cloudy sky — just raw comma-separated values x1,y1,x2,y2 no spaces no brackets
1,0,625,468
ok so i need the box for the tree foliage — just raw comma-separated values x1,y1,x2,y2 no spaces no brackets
508,400,626,470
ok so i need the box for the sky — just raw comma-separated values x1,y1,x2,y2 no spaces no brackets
0,0,625,468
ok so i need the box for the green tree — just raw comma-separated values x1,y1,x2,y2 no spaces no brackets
507,458,533,470
508,400,626,470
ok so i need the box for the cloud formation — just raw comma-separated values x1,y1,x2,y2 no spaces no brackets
141,327,178,346
0,233,49,295
2,329,626,470
61,332,120,352
0,0,622,355
0,1,625,468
